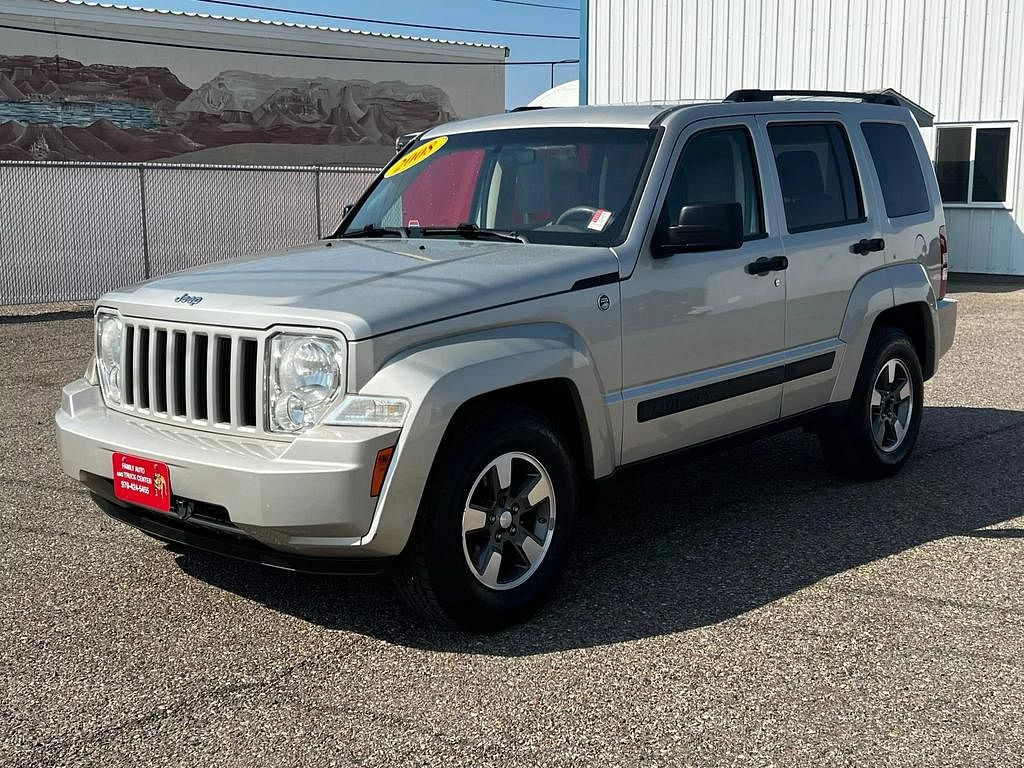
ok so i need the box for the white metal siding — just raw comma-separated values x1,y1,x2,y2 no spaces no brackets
587,0,1024,275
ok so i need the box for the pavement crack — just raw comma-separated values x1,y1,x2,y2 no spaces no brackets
28,660,310,757
4,523,84,539
913,417,1024,461
5,477,87,495
828,585,1024,617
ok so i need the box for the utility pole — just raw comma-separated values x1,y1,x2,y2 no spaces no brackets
550,59,576,89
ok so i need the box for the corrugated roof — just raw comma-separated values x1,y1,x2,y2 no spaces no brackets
33,0,508,52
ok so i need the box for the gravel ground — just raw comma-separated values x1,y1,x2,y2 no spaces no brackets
2,281,1022,767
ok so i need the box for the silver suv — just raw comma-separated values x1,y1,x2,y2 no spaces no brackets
57,90,957,629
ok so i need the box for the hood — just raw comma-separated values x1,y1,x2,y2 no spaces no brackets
101,239,621,339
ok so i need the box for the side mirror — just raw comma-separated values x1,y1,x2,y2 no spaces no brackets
653,202,744,257
395,131,422,153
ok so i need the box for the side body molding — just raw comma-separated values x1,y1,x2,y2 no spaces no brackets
354,323,617,556
831,262,937,402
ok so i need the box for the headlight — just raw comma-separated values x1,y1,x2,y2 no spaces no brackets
268,333,345,433
96,312,123,404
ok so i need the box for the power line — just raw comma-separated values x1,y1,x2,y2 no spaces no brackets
484,0,579,9
0,23,578,66
195,0,579,40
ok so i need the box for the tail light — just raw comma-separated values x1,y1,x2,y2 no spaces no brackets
938,225,948,299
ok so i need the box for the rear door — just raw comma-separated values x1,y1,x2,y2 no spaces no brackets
757,114,883,417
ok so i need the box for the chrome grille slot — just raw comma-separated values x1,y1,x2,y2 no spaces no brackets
171,331,187,416
137,326,151,409
214,336,232,425
116,319,263,435
193,333,209,422
238,339,258,428
152,329,168,414
123,325,135,407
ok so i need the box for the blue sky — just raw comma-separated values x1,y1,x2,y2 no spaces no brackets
167,0,582,109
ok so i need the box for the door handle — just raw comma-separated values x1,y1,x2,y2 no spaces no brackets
745,255,789,276
851,237,885,255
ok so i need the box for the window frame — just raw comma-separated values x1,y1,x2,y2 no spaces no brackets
336,126,664,247
932,121,1017,210
658,124,769,243
766,120,868,235
859,120,933,220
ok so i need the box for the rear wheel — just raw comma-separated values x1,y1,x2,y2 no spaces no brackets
395,405,578,630
819,327,924,479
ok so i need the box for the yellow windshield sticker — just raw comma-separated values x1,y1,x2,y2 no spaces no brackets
384,136,448,178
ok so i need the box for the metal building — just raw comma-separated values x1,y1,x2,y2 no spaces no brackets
581,0,1024,276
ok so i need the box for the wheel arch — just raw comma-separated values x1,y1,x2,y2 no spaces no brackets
442,378,595,481
872,301,936,380
832,263,938,402
354,323,615,556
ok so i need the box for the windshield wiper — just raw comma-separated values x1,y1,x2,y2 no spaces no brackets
419,223,527,244
336,224,407,238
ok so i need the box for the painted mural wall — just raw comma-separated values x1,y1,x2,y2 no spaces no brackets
0,1,506,166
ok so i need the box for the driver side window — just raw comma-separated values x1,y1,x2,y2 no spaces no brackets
661,127,765,239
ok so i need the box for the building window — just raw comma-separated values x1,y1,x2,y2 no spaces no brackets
934,123,1016,208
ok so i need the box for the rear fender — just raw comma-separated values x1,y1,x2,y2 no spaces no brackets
831,263,936,402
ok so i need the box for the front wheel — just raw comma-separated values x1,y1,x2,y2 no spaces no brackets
394,406,579,630
819,327,924,479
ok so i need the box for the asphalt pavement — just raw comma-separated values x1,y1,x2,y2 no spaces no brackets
2,280,1022,767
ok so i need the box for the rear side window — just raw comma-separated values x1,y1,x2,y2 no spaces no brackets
768,122,864,233
861,122,930,218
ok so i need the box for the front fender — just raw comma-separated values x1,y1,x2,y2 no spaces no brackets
831,263,937,402
352,323,615,556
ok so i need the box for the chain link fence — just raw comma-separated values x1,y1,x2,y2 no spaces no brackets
0,162,380,305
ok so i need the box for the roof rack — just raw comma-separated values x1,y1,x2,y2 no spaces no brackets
722,88,933,127
724,89,902,106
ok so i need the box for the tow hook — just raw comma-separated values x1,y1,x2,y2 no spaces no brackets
172,498,195,521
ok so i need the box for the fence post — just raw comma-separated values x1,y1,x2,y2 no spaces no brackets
314,166,323,240
138,165,152,280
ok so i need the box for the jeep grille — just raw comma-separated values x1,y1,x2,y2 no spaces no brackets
117,320,261,433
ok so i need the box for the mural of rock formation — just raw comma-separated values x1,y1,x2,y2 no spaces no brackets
0,54,192,103
0,56,459,163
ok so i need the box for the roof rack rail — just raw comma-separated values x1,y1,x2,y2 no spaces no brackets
724,89,902,106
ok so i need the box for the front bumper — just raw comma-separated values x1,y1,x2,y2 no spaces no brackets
937,297,957,360
56,378,401,559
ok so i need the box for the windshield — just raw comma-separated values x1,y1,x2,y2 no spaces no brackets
339,127,658,246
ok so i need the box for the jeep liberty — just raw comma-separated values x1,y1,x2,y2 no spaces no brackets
57,90,958,629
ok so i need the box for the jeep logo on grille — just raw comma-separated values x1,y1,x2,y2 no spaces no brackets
174,293,203,306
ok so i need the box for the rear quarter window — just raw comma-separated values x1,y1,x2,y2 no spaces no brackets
861,122,931,218
768,122,865,233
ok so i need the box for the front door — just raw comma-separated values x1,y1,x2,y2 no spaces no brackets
619,118,788,464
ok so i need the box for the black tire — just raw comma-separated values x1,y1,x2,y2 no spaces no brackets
818,327,924,480
394,405,579,631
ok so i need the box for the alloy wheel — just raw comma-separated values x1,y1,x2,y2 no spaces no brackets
461,451,556,591
869,358,914,453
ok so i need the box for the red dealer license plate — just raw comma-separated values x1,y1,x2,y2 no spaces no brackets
112,453,172,513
